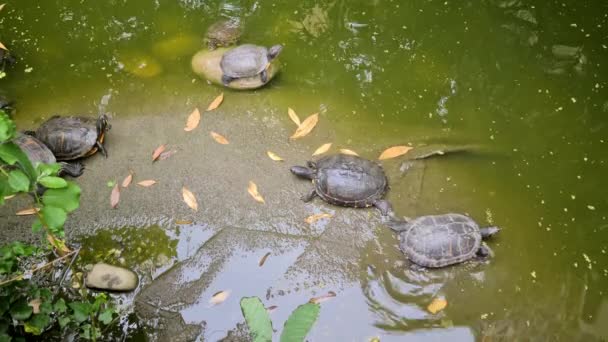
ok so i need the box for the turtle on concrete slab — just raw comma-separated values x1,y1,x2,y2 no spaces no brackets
13,134,84,177
220,44,283,85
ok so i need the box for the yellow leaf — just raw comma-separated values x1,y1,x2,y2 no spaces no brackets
0,42,6,51
305,213,332,224
184,108,201,131
207,93,224,111
175,219,193,225
247,181,265,203
309,291,337,304
290,113,319,139
312,143,332,156
152,144,166,161
427,297,447,314
210,131,229,144
4,194,15,200
259,252,271,266
288,107,301,126
46,234,70,255
0,4,5,11
16,208,39,216
339,148,359,156
378,145,413,160
121,173,133,188
182,187,198,211
209,290,231,306
110,184,120,208
266,151,284,161
137,180,157,187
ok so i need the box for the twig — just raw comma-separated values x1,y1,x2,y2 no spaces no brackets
54,248,81,295
0,249,79,287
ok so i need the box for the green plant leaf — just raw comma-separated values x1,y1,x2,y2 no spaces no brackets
98,308,114,325
36,163,61,178
54,298,67,314
280,303,320,342
0,296,9,315
0,142,36,179
58,316,71,328
38,176,67,189
42,182,81,213
32,218,43,233
240,297,273,342
8,170,29,192
79,323,91,340
0,332,10,342
40,206,67,231
0,110,16,142
10,298,33,321
68,302,91,323
24,314,51,335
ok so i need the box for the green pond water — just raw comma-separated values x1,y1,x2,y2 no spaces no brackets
1,0,608,340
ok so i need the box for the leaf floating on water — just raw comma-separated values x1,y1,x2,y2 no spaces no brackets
121,173,133,188
0,42,6,51
288,107,301,126
152,144,166,161
137,180,157,187
247,181,265,204
184,108,201,131
267,151,284,161
259,252,271,267
182,187,198,211
110,184,120,208
378,145,413,160
305,213,332,224
266,305,278,313
312,143,332,156
175,219,193,225
207,93,224,111
16,207,39,216
339,149,358,156
0,4,5,12
209,290,230,306
210,131,229,145
290,113,319,139
427,297,447,314
309,291,336,304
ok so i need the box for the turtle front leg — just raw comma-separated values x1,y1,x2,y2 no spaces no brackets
301,189,317,202
373,199,393,216
260,69,268,83
96,141,108,158
476,242,494,258
221,74,234,86
58,162,84,177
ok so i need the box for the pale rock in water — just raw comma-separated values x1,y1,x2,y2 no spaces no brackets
85,263,139,291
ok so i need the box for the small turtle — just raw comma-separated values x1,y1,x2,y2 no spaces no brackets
290,154,392,215
205,19,242,50
13,134,84,177
387,213,500,268
220,44,283,85
34,114,110,161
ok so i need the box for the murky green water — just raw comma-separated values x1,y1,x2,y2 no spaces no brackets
2,0,607,340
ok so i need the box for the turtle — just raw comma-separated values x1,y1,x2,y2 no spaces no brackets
13,134,84,177
220,44,283,85
290,154,393,215
387,213,500,268
34,114,110,161
205,19,242,50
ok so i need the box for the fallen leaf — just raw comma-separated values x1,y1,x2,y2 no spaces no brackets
210,131,229,144
312,143,332,156
0,4,5,12
288,107,301,126
309,291,337,304
137,180,157,187
209,290,230,306
378,145,413,160
16,208,39,216
47,234,71,255
110,184,120,208
247,181,265,204
266,151,284,161
121,173,133,188
175,219,193,225
0,42,6,51
182,187,198,211
427,298,447,314
266,305,278,313
339,148,359,156
4,194,15,200
152,144,166,161
259,252,271,267
305,213,333,224
290,113,319,139
28,299,41,314
158,149,177,160
207,93,224,111
184,108,201,131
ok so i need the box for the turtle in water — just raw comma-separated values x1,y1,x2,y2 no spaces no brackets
220,44,283,86
34,114,110,160
205,19,242,50
387,213,500,268
290,154,393,215
13,134,84,177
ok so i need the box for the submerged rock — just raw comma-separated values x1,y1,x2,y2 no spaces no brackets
152,34,200,61
85,263,139,291
117,50,162,78
191,47,280,90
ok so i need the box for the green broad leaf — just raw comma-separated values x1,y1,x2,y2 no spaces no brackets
0,110,16,142
38,176,67,189
0,142,36,179
10,298,33,321
98,308,114,325
280,303,320,342
32,218,43,233
58,316,71,328
24,314,50,335
0,296,9,314
40,206,67,231
79,323,91,340
240,297,273,342
0,177,10,205
39,301,53,315
54,298,67,314
36,163,61,178
0,332,10,342
42,182,81,213
8,170,29,192
68,302,91,323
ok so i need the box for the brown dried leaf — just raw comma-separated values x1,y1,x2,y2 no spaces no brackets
175,219,193,225
210,131,229,145
152,144,166,161
209,290,230,306
309,291,337,304
266,151,284,161
312,143,332,156
427,298,447,314
47,234,71,255
378,145,413,160
184,108,201,131
305,213,333,224
28,298,41,314
182,187,198,211
290,113,319,139
247,181,265,204
266,305,278,313
288,107,301,126
259,252,271,267
110,184,120,208
137,180,157,187
158,149,177,161
121,173,133,188
0,42,6,51
339,148,359,156
4,194,15,200
207,93,224,111
15,208,40,216
0,4,5,11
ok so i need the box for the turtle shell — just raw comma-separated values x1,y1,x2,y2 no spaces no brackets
13,134,56,165
35,116,101,160
399,214,482,268
220,44,269,78
313,154,388,207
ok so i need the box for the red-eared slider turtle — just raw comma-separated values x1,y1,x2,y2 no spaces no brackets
34,114,110,161
13,134,84,177
205,19,242,50
220,44,283,85
387,213,500,268
290,154,393,215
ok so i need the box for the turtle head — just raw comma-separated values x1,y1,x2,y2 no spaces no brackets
97,114,111,133
267,44,283,61
480,226,500,239
290,165,315,180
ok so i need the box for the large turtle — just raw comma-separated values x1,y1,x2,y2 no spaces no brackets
387,213,500,268
220,44,283,85
13,134,84,177
34,114,110,161
290,154,393,215
205,19,242,50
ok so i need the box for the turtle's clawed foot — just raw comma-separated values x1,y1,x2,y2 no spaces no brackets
96,141,108,158
301,189,317,202
221,75,233,86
